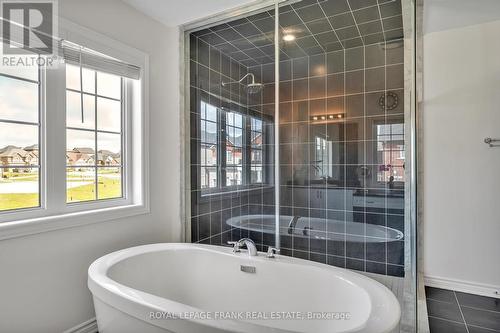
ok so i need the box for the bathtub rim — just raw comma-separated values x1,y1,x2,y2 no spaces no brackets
225,214,405,242
88,243,401,333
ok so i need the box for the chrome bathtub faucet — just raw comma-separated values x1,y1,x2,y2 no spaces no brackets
287,215,301,235
266,247,280,258
227,238,258,256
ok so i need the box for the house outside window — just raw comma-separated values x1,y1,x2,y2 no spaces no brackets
376,123,405,183
65,64,123,203
250,118,263,184
0,65,40,211
225,111,243,186
200,101,218,189
199,101,271,193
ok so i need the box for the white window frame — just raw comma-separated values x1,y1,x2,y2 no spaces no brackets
0,19,149,240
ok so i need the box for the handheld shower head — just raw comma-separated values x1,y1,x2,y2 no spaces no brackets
222,73,263,94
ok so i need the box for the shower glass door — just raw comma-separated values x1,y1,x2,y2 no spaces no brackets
187,2,279,251
185,0,416,330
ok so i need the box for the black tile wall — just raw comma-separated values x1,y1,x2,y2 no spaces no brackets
189,32,276,249
189,0,406,278
246,41,405,277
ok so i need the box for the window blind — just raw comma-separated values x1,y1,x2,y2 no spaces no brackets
59,40,141,80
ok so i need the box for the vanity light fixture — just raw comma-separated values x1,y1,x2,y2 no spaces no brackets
310,113,345,122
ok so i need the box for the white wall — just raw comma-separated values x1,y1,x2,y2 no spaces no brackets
423,19,500,295
0,0,182,331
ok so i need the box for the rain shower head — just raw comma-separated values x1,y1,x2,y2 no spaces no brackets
222,73,263,94
245,82,263,94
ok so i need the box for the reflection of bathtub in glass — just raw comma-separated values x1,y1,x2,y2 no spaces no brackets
226,214,404,243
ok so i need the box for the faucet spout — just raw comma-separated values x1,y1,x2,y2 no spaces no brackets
288,216,301,235
228,238,258,256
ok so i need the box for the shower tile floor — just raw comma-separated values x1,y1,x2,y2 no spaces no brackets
425,286,500,332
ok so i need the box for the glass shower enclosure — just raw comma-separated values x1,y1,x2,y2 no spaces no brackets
183,0,417,331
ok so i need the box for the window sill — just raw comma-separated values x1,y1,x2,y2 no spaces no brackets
0,203,149,241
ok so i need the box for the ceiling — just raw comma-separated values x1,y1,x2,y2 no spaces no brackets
122,0,500,37
121,0,255,27
192,0,403,66
424,0,500,34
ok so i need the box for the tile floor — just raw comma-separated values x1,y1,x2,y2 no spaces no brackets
426,286,500,333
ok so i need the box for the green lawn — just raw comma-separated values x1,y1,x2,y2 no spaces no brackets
1,171,38,182
66,176,122,202
0,173,122,211
0,193,39,211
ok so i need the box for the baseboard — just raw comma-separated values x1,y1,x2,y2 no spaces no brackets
62,318,98,333
424,275,500,299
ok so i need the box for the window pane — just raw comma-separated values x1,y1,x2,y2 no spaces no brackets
0,123,38,166
251,166,263,183
234,114,243,128
231,147,243,165
376,122,405,183
201,144,216,166
392,123,404,135
97,71,121,99
66,91,95,130
202,121,217,144
0,167,39,211
234,128,242,146
205,104,217,122
66,129,95,166
97,133,121,166
201,166,217,188
226,167,242,186
200,101,206,119
226,126,235,145
208,146,217,166
0,66,38,81
226,147,234,165
252,118,262,131
0,76,38,123
251,131,262,148
392,135,404,142
251,149,262,164
66,64,95,93
226,112,234,126
97,97,121,132
200,144,207,165
67,167,96,202
65,64,124,205
98,167,122,200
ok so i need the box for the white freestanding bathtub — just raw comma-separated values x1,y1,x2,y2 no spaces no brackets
88,243,400,333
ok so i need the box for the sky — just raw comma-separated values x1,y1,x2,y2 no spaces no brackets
0,66,122,155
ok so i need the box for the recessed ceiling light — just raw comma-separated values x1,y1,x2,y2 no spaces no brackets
283,34,295,42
